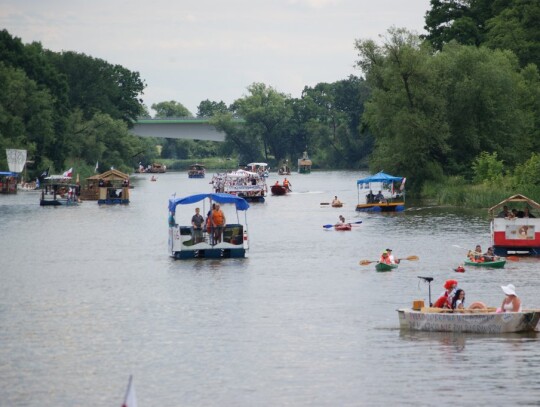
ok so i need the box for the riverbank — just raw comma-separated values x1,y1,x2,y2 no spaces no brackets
422,178,540,208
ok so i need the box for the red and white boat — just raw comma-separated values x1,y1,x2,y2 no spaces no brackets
489,194,540,256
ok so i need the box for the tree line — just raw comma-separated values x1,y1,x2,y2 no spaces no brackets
1,0,539,192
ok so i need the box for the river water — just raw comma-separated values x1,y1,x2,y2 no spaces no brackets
1,171,539,406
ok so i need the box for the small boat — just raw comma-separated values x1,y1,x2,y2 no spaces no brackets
80,169,130,204
464,258,506,268
0,171,18,194
334,223,352,231
168,193,250,259
398,307,540,333
271,184,289,196
356,172,406,212
488,194,540,256
40,177,80,206
277,160,291,175
298,151,312,174
211,170,267,202
331,202,343,208
376,262,398,272
188,163,205,178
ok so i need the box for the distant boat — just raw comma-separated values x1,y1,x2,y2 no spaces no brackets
211,170,267,202
488,194,540,256
270,182,290,196
188,163,206,178
298,151,312,174
40,177,80,206
356,172,406,212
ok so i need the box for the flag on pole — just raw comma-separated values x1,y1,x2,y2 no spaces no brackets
95,161,99,173
400,177,407,191
62,168,73,178
122,375,137,407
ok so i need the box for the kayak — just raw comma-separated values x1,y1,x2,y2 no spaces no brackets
334,223,352,231
464,258,506,269
376,262,398,272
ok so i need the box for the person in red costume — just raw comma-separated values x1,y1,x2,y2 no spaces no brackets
433,279,458,308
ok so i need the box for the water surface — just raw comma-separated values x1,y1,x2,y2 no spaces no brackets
1,171,539,406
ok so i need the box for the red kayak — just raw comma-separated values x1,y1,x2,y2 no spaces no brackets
334,223,352,231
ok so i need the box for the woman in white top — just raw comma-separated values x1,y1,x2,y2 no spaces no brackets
500,284,522,312
452,289,465,310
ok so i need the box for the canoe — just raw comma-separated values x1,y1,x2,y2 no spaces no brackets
464,258,506,268
271,184,288,196
398,308,540,333
375,262,398,272
334,223,351,231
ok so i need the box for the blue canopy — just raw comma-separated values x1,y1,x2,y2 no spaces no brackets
0,171,18,176
168,193,250,212
357,172,403,185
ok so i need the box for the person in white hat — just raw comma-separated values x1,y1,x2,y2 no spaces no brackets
500,284,522,312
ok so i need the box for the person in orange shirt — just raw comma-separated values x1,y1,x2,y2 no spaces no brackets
211,203,226,243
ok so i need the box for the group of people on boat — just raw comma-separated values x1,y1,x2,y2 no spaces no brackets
366,190,386,204
169,203,227,245
274,178,292,192
467,245,499,262
379,248,399,265
497,205,536,218
432,279,522,312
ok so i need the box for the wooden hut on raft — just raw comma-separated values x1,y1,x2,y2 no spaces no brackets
80,169,131,204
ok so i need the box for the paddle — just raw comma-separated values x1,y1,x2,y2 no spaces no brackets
358,255,419,266
323,220,362,228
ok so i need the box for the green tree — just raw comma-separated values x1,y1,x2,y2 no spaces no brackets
197,100,229,117
433,43,535,175
234,83,292,162
484,0,540,68
355,28,450,190
472,151,505,183
151,100,192,118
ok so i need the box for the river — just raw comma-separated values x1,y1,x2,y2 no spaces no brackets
1,171,539,406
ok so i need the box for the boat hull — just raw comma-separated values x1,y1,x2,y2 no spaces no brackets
169,224,248,260
188,174,205,179
271,185,288,196
464,259,506,268
356,202,405,212
398,308,540,333
376,263,398,272
334,224,352,231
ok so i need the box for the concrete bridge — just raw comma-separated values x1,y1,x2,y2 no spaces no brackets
130,118,243,142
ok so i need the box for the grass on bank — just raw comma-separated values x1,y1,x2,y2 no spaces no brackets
422,176,540,208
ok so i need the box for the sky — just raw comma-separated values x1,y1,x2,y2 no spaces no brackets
1,0,431,116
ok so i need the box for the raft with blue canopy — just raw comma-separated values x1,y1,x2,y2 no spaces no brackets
168,193,250,259
356,172,406,212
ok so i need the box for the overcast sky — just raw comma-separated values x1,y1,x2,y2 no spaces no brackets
1,0,431,116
